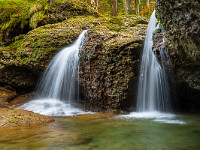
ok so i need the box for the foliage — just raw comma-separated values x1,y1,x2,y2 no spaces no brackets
0,0,154,46
140,0,155,18
90,0,155,18
0,0,95,45
0,0,47,30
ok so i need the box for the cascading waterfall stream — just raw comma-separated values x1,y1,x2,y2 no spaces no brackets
136,11,171,112
21,30,90,116
119,11,185,124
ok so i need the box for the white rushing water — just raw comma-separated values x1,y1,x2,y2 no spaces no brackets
136,11,171,112
21,30,92,116
119,11,185,124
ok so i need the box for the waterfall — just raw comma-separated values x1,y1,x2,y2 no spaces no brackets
118,11,182,124
136,11,171,112
21,30,90,116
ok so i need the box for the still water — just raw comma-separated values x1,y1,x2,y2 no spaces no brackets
0,113,200,150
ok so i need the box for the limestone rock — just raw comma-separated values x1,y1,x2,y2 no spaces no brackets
156,0,200,112
79,16,147,112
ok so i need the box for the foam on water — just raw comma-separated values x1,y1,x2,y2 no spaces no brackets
118,112,186,125
120,111,175,119
21,99,93,116
154,119,186,125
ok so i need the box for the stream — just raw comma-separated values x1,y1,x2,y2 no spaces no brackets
0,113,200,150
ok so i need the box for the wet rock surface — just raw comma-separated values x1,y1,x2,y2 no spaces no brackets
0,86,16,108
0,66,38,90
79,16,147,112
156,0,200,112
0,108,54,128
9,93,34,108
0,87,52,128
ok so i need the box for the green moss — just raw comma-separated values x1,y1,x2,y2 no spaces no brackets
0,0,96,45
1,14,147,68
8,116,19,123
0,0,40,29
130,19,148,27
30,11,46,29
109,17,124,26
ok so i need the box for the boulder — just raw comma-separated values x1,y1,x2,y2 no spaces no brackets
156,0,200,112
79,16,147,112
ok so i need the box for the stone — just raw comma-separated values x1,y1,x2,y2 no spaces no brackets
0,108,54,128
156,0,200,112
0,86,16,107
9,93,34,108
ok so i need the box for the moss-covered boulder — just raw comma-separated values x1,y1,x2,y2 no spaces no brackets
0,0,97,46
0,0,98,91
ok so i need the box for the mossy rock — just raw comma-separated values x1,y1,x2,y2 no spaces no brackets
0,0,98,46
0,108,54,128
1,15,148,70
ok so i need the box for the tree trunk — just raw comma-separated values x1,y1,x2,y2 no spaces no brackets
147,0,150,12
96,0,99,11
112,0,118,16
136,0,140,15
124,0,128,15
91,0,94,4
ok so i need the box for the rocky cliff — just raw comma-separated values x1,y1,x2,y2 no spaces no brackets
156,0,200,112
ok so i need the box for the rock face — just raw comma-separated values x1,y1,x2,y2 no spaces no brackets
0,14,147,112
156,0,200,111
79,21,147,112
0,87,16,108
0,66,38,90
9,93,34,108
